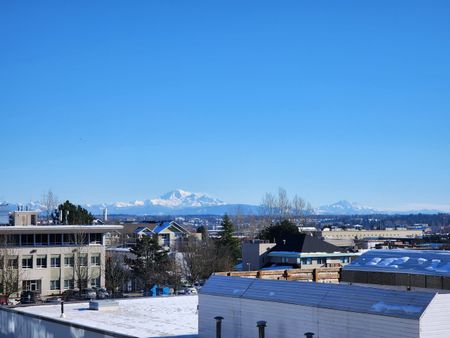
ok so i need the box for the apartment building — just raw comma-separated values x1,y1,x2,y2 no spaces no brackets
322,228,423,240
0,211,122,296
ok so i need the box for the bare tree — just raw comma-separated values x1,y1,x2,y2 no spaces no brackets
41,190,58,224
260,187,313,224
105,251,129,296
0,235,21,301
260,192,276,223
277,187,291,220
181,237,233,284
72,230,97,292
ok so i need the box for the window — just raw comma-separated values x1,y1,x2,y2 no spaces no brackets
89,233,102,245
36,255,47,268
50,255,60,268
340,257,350,263
317,258,327,265
8,257,18,268
50,280,60,290
90,277,100,288
22,256,33,269
301,258,312,265
91,255,100,266
64,255,74,267
78,254,88,266
63,234,75,245
35,234,48,246
64,279,74,290
49,234,62,245
21,234,34,246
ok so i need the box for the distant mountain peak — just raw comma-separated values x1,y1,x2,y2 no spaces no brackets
150,189,225,208
316,200,378,215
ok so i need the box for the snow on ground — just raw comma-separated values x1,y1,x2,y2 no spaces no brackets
16,295,198,338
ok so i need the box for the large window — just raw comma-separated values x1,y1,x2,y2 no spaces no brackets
91,254,100,266
64,255,74,267
36,255,47,268
50,255,60,268
22,256,33,269
50,280,60,290
21,234,34,246
90,277,100,288
89,233,102,245
64,279,74,290
301,258,313,265
35,234,48,246
7,256,18,268
63,234,75,245
49,234,62,245
340,257,350,263
78,254,88,266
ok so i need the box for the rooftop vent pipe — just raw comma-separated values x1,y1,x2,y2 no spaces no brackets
257,321,267,338
214,316,223,338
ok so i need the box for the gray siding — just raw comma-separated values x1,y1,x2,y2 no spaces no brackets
420,294,450,338
199,294,420,338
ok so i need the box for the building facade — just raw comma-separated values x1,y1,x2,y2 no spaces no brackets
0,219,122,297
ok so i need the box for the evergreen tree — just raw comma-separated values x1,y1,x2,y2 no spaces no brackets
217,214,240,263
127,235,169,289
57,200,94,225
259,219,299,242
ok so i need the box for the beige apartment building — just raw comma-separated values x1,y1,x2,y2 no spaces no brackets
321,228,423,240
0,211,122,297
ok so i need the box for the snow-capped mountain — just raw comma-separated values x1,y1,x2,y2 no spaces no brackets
150,189,225,208
83,189,229,215
316,200,378,215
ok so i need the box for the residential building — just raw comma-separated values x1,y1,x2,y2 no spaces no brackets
242,234,359,270
114,221,192,250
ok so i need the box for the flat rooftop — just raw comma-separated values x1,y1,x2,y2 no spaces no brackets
15,296,198,338
0,224,123,233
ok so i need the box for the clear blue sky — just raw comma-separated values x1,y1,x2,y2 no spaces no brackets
1,1,450,210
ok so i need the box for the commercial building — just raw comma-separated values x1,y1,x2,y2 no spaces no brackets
342,249,450,291
322,228,423,240
0,211,122,296
199,275,450,338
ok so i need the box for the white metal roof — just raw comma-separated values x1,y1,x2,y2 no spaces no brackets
343,249,450,277
201,275,436,319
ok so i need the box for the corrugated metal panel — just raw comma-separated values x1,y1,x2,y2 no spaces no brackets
343,249,450,277
201,275,254,298
201,276,435,319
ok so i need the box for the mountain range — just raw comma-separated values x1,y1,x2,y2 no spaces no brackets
1,189,448,216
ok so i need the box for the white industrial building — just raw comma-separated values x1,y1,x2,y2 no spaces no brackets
199,275,450,338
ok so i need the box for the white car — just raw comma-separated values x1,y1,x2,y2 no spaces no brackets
186,287,198,295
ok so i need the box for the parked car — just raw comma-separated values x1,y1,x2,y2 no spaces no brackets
95,288,109,299
62,289,80,301
185,287,198,295
44,296,61,304
20,291,42,304
80,288,97,300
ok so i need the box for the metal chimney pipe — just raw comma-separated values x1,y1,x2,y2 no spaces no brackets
214,316,224,338
304,332,315,338
60,301,65,318
257,321,267,338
